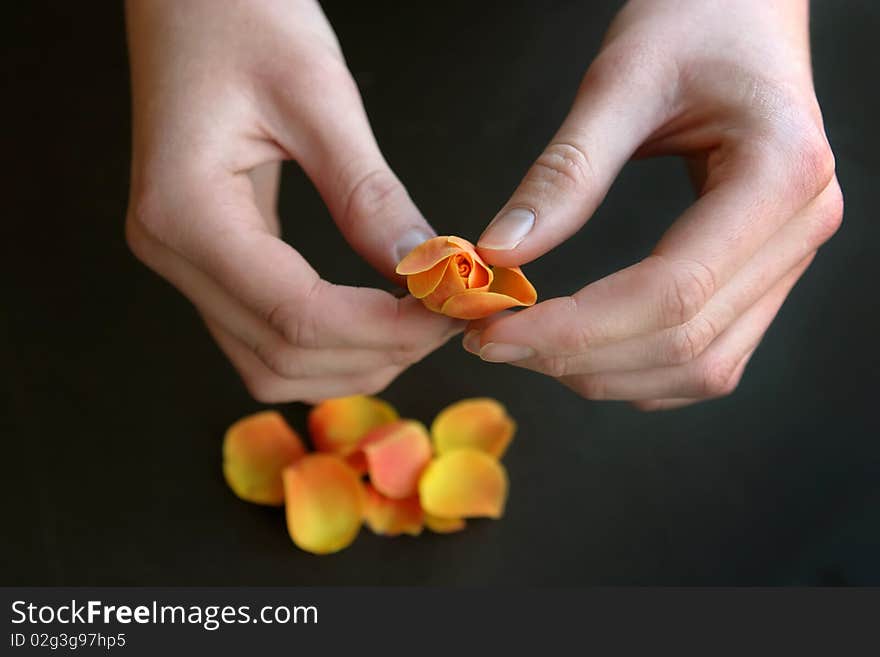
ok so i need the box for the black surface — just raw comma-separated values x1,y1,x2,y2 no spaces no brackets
3,1,878,585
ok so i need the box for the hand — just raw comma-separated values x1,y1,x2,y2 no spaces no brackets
125,0,458,403
464,0,842,410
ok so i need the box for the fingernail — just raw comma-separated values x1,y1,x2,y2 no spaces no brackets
479,342,535,363
394,228,434,266
462,330,482,354
477,207,535,251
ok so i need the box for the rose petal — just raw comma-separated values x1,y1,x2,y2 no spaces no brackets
468,258,492,289
418,449,508,519
439,289,529,319
445,236,488,268
283,454,365,555
363,484,424,537
424,513,466,534
365,421,433,499
431,398,515,458
488,266,538,305
308,396,398,456
223,411,307,506
422,257,469,312
395,236,462,275
346,419,425,475
406,259,451,299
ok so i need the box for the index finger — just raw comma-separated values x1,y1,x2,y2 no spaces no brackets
476,138,833,356
142,171,460,350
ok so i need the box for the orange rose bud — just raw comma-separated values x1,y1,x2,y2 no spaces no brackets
424,513,466,534
362,484,424,537
308,395,398,457
395,236,537,320
418,448,508,519
431,397,515,459
223,411,307,506
283,454,365,555
365,421,433,499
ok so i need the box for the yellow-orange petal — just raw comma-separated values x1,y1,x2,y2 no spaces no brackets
418,449,508,519
365,421,433,499
439,289,526,319
223,411,307,506
407,259,451,299
424,513,466,534
421,255,470,312
283,454,365,555
431,398,515,459
396,236,462,275
362,484,424,537
308,396,398,456
488,265,538,305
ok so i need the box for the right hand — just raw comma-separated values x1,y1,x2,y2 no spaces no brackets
125,0,459,403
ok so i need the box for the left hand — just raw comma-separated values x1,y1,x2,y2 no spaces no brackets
464,0,842,410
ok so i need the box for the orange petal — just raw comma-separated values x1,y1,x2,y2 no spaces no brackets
439,289,528,320
407,259,451,299
365,421,433,499
395,236,462,275
445,236,488,268
431,398,515,458
308,396,398,456
424,513,466,534
362,484,424,537
488,266,537,305
418,449,508,519
223,411,307,506
283,454,365,555
468,259,492,289
421,256,469,312
345,419,424,475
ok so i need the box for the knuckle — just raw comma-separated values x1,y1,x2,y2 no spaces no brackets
388,346,423,367
536,354,571,379
252,341,299,379
527,141,593,198
124,192,164,262
808,181,844,246
666,316,717,364
694,354,740,397
659,258,716,326
796,130,836,197
343,168,405,226
242,373,287,404
267,279,324,348
357,370,396,397
576,375,607,400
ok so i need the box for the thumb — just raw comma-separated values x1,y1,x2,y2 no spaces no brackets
290,83,434,281
476,50,672,267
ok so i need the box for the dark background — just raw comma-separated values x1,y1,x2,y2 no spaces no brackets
3,1,878,585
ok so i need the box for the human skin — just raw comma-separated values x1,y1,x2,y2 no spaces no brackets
466,0,843,410
124,0,459,404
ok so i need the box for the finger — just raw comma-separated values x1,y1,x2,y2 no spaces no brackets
129,218,426,378
273,67,435,279
205,318,403,404
559,254,811,401
475,46,676,265
632,348,756,412
131,172,461,351
505,179,842,375
474,160,839,362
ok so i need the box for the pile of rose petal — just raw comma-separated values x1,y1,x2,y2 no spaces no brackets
222,396,515,555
